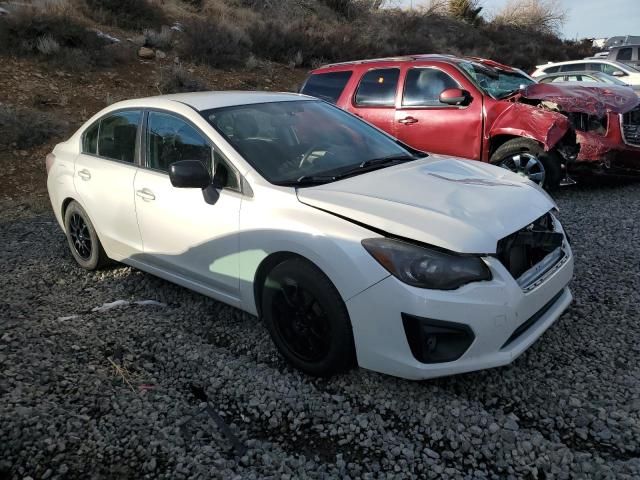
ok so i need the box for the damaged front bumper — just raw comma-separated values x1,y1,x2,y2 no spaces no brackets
566,109,640,177
346,216,573,380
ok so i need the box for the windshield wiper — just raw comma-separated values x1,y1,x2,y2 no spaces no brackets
279,154,417,187
359,154,416,168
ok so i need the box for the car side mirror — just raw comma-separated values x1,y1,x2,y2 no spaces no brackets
439,88,471,106
612,70,626,77
169,160,211,189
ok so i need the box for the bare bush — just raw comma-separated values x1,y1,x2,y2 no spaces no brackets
178,17,250,67
84,0,166,30
447,0,483,25
144,25,173,49
35,35,61,55
419,0,448,15
0,4,134,70
0,105,67,150
491,0,566,35
157,65,209,93
4,0,75,16
0,6,106,56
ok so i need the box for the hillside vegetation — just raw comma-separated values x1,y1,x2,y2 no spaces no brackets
0,0,593,177
1,0,592,73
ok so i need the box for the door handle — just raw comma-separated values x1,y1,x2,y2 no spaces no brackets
398,116,418,125
353,113,363,118
77,169,91,180
135,188,156,201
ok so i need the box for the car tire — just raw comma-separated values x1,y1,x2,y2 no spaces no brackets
490,138,562,190
64,201,110,270
261,258,356,377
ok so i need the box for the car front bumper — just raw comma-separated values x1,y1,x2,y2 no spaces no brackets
571,111,640,176
346,249,574,380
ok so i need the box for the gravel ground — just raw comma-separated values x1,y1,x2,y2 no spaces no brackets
2,183,640,480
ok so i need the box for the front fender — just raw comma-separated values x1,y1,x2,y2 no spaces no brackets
238,191,389,315
488,102,570,152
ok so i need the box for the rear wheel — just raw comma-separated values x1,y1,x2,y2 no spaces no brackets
261,258,356,377
64,201,110,270
491,138,562,190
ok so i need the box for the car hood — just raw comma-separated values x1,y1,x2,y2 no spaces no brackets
519,83,640,117
296,156,556,254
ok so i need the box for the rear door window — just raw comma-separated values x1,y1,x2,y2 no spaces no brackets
354,68,400,107
301,71,352,104
402,68,459,107
97,111,141,163
560,63,582,72
617,48,633,61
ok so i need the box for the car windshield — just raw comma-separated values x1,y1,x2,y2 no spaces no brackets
594,72,629,85
459,61,536,99
617,62,640,73
202,100,420,185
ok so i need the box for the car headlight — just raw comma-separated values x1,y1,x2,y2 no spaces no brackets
362,238,491,290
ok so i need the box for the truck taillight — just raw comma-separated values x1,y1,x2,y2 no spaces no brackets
46,153,56,174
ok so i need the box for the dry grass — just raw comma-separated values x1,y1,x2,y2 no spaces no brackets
107,357,137,394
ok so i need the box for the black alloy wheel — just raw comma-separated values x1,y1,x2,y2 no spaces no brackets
262,258,356,376
63,201,110,270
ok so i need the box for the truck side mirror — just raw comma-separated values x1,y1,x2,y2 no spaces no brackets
439,88,471,106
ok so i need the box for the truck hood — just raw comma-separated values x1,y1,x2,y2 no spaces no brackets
520,83,640,117
296,156,556,254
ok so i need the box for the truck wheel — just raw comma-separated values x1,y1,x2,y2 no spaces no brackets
64,201,110,270
262,258,356,377
491,138,561,190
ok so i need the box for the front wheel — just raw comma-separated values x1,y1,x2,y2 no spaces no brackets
490,138,562,190
261,258,356,377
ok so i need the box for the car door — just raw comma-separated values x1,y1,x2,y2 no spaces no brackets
394,66,483,160
133,110,242,302
346,67,400,135
74,110,143,259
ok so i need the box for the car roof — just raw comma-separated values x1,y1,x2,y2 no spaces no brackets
143,91,313,111
536,59,626,69
312,54,517,72
609,44,640,49
539,71,600,77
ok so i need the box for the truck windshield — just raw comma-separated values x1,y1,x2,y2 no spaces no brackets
459,61,536,99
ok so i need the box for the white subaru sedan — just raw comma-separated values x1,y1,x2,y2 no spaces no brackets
46,92,573,380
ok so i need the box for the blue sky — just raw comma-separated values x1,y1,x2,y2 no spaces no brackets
397,0,639,39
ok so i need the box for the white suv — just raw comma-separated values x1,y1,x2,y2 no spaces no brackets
531,59,640,87
46,92,574,380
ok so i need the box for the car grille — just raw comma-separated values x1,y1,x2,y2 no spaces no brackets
621,107,640,147
496,213,566,291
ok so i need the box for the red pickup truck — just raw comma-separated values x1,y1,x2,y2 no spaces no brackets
300,54,640,189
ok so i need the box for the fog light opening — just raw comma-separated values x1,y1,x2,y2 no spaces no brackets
402,314,475,364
